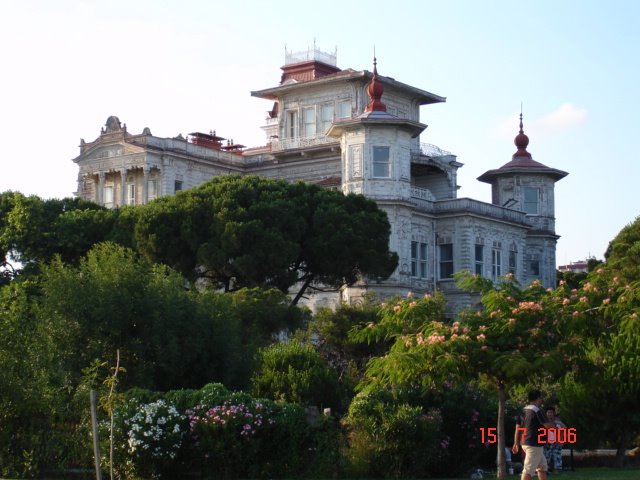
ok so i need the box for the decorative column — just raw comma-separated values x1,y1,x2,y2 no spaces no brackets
142,166,150,204
97,172,105,205
120,169,127,206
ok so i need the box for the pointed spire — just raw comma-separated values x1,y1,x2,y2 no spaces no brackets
365,55,387,112
513,112,531,158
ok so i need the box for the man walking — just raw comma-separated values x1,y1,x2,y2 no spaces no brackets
512,390,554,480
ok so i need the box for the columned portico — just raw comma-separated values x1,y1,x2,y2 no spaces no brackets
120,168,127,207
143,166,150,204
97,172,105,205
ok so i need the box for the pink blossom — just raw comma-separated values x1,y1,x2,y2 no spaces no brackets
407,291,414,298
409,301,417,308
393,305,401,313
508,318,516,326
480,345,488,350
579,296,588,303
602,298,611,305
572,311,579,317
563,298,570,305
476,334,486,341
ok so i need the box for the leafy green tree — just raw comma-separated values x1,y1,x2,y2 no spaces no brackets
557,267,640,466
38,242,247,390
251,340,341,409
0,280,76,476
298,298,387,406
133,175,398,304
353,278,576,480
605,215,640,282
0,191,113,274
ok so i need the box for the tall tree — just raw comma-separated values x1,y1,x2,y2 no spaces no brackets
353,275,573,480
133,175,398,304
0,191,113,273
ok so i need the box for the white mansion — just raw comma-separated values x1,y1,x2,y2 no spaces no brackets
72,47,567,311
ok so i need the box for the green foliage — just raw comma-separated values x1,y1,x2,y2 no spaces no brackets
605,215,640,283
252,340,341,409
37,242,296,391
298,297,386,409
0,192,113,273
345,388,442,478
107,384,341,479
133,175,398,303
0,281,87,477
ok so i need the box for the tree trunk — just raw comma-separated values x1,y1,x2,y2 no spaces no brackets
290,275,314,306
496,382,507,480
614,430,628,468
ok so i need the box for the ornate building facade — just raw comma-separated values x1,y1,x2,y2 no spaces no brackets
72,47,567,311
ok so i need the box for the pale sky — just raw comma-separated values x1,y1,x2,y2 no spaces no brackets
1,0,638,265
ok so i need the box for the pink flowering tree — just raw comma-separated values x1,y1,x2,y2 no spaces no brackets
556,267,640,466
354,273,573,480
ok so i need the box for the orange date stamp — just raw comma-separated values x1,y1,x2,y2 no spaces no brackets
480,427,577,444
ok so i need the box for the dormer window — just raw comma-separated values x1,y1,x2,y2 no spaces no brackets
523,187,539,215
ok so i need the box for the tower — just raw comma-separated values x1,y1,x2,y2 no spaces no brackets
477,114,568,287
327,58,427,299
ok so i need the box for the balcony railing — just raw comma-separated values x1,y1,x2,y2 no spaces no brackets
410,186,435,201
271,134,339,152
416,142,454,158
433,198,528,224
408,193,528,224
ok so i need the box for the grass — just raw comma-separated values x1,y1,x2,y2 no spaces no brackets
428,467,640,480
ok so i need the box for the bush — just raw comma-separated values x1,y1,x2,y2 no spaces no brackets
345,388,442,478
251,340,341,410
109,383,341,478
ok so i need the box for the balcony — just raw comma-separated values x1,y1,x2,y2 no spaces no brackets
408,193,529,225
270,133,339,152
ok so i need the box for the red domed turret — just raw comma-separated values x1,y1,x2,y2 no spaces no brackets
513,113,531,158
365,57,387,112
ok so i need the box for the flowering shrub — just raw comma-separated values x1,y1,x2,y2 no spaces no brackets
187,398,305,478
109,398,187,479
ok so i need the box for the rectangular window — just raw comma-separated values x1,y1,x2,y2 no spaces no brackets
103,185,113,208
411,241,418,277
148,179,157,200
303,107,316,136
530,260,540,277
439,243,454,279
419,242,427,278
174,180,183,192
509,250,517,275
373,146,390,178
411,241,428,279
524,187,539,214
337,100,351,119
321,104,334,133
475,244,484,276
492,248,502,280
288,110,299,138
127,183,136,205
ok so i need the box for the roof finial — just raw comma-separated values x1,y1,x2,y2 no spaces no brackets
513,109,531,158
365,52,386,112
